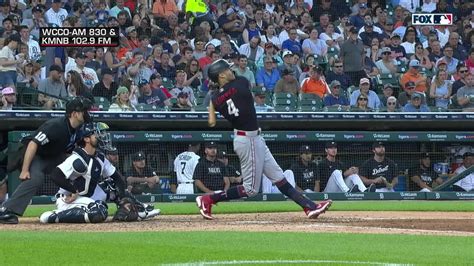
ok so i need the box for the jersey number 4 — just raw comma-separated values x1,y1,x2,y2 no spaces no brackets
226,99,240,117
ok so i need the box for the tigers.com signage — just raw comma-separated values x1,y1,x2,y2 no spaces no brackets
412,13,453,26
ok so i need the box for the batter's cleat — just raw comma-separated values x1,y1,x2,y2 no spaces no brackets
349,185,361,193
0,207,19,224
305,200,332,219
366,183,376,193
196,195,214,220
39,211,58,224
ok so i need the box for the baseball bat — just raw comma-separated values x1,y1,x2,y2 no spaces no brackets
208,101,216,127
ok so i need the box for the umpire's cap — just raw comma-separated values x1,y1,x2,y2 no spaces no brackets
208,59,232,83
66,96,93,122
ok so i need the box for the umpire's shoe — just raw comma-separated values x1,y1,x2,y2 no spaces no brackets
196,195,214,220
0,207,19,224
305,200,332,219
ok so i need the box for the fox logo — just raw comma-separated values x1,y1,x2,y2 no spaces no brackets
412,14,453,26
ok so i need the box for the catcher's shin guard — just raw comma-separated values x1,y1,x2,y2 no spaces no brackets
86,200,108,223
41,207,88,223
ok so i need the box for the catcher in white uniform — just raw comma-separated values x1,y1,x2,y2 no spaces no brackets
40,122,160,223
174,143,201,194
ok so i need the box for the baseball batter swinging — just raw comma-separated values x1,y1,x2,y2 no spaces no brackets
195,59,332,219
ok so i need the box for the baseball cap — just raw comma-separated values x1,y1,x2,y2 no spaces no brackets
138,79,149,87
409,59,420,68
359,3,368,8
412,92,423,99
405,81,416,88
383,83,394,90
32,5,44,13
177,92,188,98
83,47,95,54
312,65,323,73
2,87,15,95
381,47,391,53
106,146,118,155
325,141,337,149
76,53,86,59
226,7,236,16
299,145,312,153
420,152,430,159
372,142,384,149
282,67,294,76
330,80,341,88
49,64,63,73
265,42,274,49
116,86,129,96
365,21,373,27
126,26,136,34
463,152,474,159
436,59,447,67
102,68,114,76
204,141,218,148
150,73,161,80
359,77,370,85
349,27,358,34
284,17,291,24
282,50,293,57
132,151,146,161
391,33,401,39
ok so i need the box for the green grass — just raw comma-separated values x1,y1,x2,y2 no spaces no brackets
0,231,472,265
22,200,474,218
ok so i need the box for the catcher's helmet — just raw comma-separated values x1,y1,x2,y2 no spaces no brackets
207,59,232,83
77,122,112,151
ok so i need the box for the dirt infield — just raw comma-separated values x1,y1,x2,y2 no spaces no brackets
1,211,473,236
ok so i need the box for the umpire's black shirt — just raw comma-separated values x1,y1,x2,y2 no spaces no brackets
30,117,79,157
193,157,226,192
212,76,259,131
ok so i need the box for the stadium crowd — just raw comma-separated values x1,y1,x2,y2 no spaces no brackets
0,0,472,112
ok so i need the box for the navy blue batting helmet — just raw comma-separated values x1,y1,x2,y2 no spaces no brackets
207,59,232,83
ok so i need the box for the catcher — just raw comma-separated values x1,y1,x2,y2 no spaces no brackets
39,122,160,223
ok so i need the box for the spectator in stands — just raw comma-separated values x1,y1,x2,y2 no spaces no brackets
388,33,407,62
349,78,380,109
171,91,193,111
38,65,67,110
375,47,398,75
18,25,40,61
183,59,203,91
452,64,469,95
274,68,299,95
132,35,152,58
256,56,280,92
323,80,350,110
436,45,459,76
378,83,395,107
410,42,433,70
232,54,256,87
452,152,474,192
0,2,10,23
44,0,68,27
239,36,264,63
466,48,474,74
326,59,352,90
456,73,474,112
1,86,16,110
301,65,330,99
302,27,327,57
409,153,443,192
430,70,452,109
398,81,423,107
192,38,206,60
384,96,399,112
217,7,245,41
349,3,368,30
17,61,39,89
360,142,398,192
0,17,15,39
216,151,242,187
69,1,87,27
261,25,281,50
110,0,131,18
109,86,137,111
400,59,428,93
282,27,304,57
319,23,344,51
448,32,467,61
287,145,319,193
428,40,443,64
152,0,178,19
149,73,172,98
92,68,118,102
400,28,417,55
72,53,99,90
279,50,300,81
253,87,274,112
126,151,160,194
403,92,430,112
0,35,23,88
103,46,126,80
255,42,283,69
137,79,170,108
157,51,176,80
83,48,100,71
351,93,373,112
340,27,366,86
66,70,94,101
169,70,195,104
21,5,47,40
242,18,261,44
359,22,381,48
193,142,230,193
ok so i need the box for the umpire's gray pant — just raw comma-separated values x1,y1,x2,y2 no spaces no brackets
233,129,285,197
3,154,66,215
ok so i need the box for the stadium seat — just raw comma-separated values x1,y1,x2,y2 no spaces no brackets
273,92,297,107
193,105,208,111
429,106,447,112
16,83,39,107
274,105,296,112
135,103,147,111
161,77,174,89
94,97,110,111
377,73,400,91
324,105,348,112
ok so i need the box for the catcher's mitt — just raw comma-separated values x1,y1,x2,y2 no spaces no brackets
113,197,139,222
